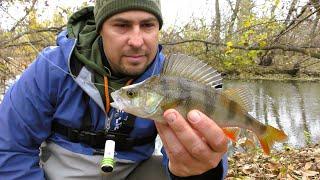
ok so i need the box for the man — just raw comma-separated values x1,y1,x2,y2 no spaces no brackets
0,0,228,179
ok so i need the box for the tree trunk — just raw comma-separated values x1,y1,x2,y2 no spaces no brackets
270,0,279,18
214,0,221,43
226,0,240,41
0,76,6,102
285,0,298,26
309,0,320,41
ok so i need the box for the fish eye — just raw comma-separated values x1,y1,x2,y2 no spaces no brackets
126,90,136,98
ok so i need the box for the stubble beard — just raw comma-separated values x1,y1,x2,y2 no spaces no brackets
118,60,152,78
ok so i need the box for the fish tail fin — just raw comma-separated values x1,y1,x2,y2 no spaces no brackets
258,125,288,155
222,127,241,142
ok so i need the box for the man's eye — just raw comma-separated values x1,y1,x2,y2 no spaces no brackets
115,24,129,28
142,23,155,28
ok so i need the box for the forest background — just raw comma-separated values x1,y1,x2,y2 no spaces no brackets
0,0,320,178
1,0,320,95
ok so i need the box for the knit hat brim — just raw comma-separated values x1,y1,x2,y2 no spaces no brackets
95,0,163,32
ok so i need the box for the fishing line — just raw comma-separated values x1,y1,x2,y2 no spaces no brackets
151,56,159,76
28,40,114,89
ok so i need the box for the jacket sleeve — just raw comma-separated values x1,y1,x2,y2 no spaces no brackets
0,49,58,179
161,147,228,180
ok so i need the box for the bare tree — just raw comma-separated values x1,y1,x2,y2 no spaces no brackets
309,0,320,41
285,0,299,25
226,0,240,41
9,0,38,32
213,0,221,43
270,0,278,18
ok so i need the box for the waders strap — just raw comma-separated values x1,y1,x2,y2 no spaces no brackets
51,121,157,151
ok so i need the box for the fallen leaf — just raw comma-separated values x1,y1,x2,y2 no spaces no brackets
265,173,277,178
285,174,296,180
241,164,253,175
304,162,312,170
302,170,319,177
288,165,295,171
293,170,301,175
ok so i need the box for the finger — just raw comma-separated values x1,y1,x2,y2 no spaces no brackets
156,121,223,175
155,122,191,162
156,122,208,176
163,109,214,162
187,110,228,153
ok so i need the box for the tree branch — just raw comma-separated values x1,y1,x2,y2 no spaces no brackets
274,2,320,42
9,0,37,32
0,40,42,49
161,39,320,59
0,26,64,47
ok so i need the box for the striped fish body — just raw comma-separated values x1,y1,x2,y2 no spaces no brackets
150,75,218,122
142,75,267,136
110,54,288,154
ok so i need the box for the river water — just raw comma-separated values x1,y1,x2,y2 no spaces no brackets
224,79,320,148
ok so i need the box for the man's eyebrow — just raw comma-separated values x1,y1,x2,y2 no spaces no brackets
109,17,131,23
141,17,158,23
109,17,158,23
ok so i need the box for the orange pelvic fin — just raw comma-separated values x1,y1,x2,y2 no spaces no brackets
223,127,241,142
258,125,288,155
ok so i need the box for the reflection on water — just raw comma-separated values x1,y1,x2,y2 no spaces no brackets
224,79,320,148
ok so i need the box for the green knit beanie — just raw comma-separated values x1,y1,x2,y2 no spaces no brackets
94,0,163,32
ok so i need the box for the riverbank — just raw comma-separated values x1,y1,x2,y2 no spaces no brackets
222,66,320,82
226,144,320,179
225,73,320,82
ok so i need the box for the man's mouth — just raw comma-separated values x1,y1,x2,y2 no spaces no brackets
123,55,146,63
125,54,145,58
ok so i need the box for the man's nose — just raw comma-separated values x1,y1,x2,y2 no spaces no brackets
128,27,144,48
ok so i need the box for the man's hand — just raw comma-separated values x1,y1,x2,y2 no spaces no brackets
155,109,228,177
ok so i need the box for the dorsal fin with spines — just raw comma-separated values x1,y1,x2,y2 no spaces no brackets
222,88,253,111
162,54,222,89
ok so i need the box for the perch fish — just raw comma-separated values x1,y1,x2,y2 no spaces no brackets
110,54,288,154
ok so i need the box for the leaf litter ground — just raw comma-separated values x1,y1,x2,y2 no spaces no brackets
227,144,320,179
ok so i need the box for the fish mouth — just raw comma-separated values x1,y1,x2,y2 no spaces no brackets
109,102,121,110
110,91,125,110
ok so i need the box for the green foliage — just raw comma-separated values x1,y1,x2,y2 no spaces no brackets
304,130,312,145
161,1,289,75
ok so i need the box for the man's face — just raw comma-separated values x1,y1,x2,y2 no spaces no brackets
100,10,160,77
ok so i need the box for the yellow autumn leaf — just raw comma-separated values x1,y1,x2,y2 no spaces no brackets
259,41,267,48
244,20,251,28
226,41,233,47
